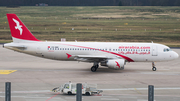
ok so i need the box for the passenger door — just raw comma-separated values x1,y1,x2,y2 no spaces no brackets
152,45,158,56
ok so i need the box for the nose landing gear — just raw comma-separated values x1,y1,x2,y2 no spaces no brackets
152,62,156,71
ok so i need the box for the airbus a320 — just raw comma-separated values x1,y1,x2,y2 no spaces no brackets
3,14,179,72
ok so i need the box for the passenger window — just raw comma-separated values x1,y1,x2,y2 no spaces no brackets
55,47,59,50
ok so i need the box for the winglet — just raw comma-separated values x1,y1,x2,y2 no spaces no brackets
6,14,39,42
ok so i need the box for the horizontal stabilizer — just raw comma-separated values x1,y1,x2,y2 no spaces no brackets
3,43,26,50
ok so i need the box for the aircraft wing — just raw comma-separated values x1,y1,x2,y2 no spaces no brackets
74,55,111,62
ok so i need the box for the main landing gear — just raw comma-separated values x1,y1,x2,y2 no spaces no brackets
91,62,99,72
152,62,156,71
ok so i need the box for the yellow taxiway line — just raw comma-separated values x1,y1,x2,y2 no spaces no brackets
0,70,17,74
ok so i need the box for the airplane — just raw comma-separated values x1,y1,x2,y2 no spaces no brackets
3,14,179,72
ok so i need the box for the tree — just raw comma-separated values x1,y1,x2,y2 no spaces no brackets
119,1,122,6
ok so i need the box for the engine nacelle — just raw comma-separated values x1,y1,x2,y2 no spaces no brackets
101,59,125,70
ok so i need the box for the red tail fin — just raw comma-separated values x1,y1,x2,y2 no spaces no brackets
7,14,39,42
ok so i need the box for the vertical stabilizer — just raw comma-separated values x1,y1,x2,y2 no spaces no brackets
6,14,39,42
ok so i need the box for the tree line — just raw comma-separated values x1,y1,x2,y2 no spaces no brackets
119,0,180,6
0,0,180,6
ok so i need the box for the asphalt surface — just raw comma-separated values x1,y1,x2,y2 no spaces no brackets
0,45,180,101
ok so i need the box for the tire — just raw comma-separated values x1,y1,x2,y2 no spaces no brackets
152,67,156,71
91,66,97,72
85,92,90,96
68,92,72,95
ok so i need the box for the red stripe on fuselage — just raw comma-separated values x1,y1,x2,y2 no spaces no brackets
56,43,134,62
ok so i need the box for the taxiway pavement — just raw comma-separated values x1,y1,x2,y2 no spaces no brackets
0,45,180,101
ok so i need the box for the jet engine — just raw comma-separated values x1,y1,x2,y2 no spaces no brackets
100,59,125,70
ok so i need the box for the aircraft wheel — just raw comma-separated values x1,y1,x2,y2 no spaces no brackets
91,66,97,72
68,91,72,95
152,67,156,71
85,92,90,96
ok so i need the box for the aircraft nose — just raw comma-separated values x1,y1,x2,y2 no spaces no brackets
174,52,179,59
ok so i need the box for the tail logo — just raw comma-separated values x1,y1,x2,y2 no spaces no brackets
12,18,23,35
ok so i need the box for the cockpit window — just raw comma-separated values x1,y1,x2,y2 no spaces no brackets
163,48,171,52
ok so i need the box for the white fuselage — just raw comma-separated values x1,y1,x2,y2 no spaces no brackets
4,41,179,62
